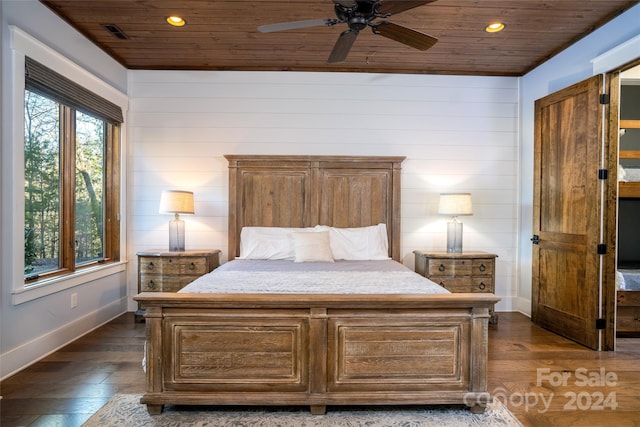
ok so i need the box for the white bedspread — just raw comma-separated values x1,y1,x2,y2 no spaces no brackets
180,259,448,294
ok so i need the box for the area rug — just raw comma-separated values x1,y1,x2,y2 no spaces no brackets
83,394,523,427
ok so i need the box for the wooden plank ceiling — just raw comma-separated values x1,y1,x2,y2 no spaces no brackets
41,0,638,76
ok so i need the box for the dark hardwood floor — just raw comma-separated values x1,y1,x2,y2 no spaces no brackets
1,312,638,426
0,313,146,427
488,313,640,426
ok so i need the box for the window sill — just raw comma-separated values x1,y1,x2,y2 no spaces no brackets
12,261,128,305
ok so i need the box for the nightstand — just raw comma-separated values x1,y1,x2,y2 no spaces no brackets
414,250,498,324
135,249,220,321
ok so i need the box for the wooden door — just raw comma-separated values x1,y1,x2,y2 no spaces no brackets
532,75,605,350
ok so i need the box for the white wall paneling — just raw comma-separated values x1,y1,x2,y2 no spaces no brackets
128,70,520,312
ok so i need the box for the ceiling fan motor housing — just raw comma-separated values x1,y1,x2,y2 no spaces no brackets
335,0,380,29
349,16,368,31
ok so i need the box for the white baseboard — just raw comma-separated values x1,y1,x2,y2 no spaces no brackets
0,298,128,381
515,297,532,317
495,296,532,317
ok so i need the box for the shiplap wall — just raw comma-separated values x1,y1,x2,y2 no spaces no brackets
128,70,519,311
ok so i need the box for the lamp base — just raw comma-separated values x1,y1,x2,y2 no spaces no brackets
168,216,185,252
446,221,463,253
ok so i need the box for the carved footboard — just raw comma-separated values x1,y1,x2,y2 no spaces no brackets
135,292,499,415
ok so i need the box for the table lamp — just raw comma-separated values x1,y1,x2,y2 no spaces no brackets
438,193,473,253
159,190,194,251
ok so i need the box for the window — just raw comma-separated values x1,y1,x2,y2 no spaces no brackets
23,58,122,283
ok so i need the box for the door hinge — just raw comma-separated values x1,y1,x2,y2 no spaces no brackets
598,169,608,180
531,235,540,245
596,318,606,329
597,244,607,254
600,93,610,104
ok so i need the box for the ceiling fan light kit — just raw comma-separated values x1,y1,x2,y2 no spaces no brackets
258,0,438,63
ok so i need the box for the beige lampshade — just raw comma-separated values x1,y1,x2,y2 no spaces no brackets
438,193,473,216
159,190,195,214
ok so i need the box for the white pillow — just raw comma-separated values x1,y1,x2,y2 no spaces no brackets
292,231,334,263
239,226,314,260
316,224,390,260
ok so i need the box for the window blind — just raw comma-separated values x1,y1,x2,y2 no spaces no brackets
25,56,123,124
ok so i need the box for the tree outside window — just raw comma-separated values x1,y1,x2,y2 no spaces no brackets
24,90,61,277
75,111,105,267
24,88,120,282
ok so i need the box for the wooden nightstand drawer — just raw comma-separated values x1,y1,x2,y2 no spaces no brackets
472,259,494,276
435,277,493,293
139,257,161,274
162,257,209,275
140,276,162,291
470,277,493,292
139,256,210,276
427,259,472,276
140,275,202,292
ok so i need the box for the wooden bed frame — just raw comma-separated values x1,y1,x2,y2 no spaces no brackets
135,155,500,415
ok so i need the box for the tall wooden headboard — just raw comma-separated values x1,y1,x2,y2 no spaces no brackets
225,155,405,261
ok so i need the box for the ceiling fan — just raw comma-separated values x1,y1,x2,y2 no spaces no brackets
258,0,438,63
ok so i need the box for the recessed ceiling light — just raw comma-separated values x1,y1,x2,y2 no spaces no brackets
166,16,186,27
485,22,505,33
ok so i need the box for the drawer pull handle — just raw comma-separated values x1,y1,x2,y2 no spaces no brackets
479,282,486,290
189,262,196,270
479,264,486,272
438,264,446,272
148,262,154,270
148,280,156,289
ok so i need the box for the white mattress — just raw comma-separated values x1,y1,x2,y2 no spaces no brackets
180,259,449,294
624,168,640,182
619,269,640,291
619,165,640,182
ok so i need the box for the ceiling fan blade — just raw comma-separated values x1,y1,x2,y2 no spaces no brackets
258,18,334,33
378,0,436,16
374,21,437,51
328,30,359,63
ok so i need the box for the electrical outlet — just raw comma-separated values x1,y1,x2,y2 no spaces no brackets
71,293,78,308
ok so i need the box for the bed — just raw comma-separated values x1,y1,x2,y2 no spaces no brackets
135,155,500,415
617,269,640,337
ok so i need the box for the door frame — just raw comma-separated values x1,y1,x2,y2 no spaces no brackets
603,70,619,351
604,58,640,350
